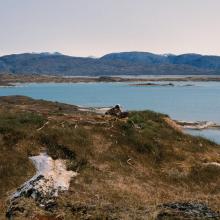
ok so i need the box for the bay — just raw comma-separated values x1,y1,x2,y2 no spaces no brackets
1,81,220,143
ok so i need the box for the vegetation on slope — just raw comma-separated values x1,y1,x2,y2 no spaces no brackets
0,96,220,219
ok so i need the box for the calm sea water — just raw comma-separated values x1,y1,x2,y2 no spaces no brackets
1,81,220,143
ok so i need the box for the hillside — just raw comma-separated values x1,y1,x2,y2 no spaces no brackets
0,52,220,75
0,96,220,219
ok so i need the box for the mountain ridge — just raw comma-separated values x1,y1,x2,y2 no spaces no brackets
0,51,220,75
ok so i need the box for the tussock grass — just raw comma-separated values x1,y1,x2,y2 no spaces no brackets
39,127,92,150
0,112,44,198
189,164,220,183
38,126,92,171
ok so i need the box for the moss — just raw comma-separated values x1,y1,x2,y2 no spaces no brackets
0,112,45,129
114,111,169,163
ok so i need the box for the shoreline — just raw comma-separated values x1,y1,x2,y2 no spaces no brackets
1,74,220,86
175,120,220,130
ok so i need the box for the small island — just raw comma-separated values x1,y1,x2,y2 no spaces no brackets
2,74,220,87
130,82,175,87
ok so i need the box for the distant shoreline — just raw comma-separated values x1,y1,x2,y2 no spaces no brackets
1,74,220,86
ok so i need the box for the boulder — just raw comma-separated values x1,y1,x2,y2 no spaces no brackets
105,105,129,118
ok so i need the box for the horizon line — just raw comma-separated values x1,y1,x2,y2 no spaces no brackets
1,51,220,58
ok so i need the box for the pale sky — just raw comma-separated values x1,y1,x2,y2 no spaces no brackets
0,0,220,57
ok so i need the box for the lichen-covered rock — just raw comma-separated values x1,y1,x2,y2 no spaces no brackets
6,153,77,219
156,202,220,219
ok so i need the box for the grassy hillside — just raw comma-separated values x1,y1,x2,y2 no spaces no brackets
0,96,220,219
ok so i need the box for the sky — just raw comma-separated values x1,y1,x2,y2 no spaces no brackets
0,0,220,57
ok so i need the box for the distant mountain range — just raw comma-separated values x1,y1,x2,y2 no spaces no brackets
1,52,220,75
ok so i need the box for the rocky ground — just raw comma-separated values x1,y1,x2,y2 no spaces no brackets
0,96,220,219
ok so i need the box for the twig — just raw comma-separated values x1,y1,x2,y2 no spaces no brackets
37,121,49,131
127,158,134,166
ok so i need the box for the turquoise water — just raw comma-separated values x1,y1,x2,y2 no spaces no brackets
185,129,220,144
1,81,220,143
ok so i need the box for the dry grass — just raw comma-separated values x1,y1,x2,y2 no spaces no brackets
0,96,220,219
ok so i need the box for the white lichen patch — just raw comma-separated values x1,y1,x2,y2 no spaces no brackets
12,153,77,200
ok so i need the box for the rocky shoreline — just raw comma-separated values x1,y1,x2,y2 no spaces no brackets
175,120,220,130
2,74,220,86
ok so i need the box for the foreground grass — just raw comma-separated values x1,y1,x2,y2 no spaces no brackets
0,96,220,219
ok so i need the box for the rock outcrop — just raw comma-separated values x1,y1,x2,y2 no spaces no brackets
105,105,129,118
157,202,220,219
6,153,77,218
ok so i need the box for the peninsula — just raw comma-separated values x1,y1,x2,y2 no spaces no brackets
1,96,220,219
